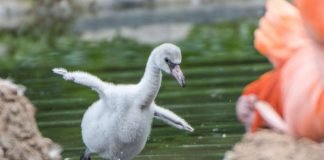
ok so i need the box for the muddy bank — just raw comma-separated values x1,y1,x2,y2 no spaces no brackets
0,79,61,160
224,130,324,160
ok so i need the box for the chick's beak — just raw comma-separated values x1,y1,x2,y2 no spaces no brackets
171,65,185,88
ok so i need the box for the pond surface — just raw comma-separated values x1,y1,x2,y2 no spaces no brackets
0,20,270,160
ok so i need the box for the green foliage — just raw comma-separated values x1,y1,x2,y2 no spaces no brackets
0,19,259,71
179,20,258,56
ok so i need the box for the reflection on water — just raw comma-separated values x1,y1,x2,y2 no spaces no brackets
0,21,270,160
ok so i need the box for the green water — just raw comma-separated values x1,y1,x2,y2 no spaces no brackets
0,20,270,160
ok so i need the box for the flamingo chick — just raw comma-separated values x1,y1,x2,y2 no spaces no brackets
53,43,194,160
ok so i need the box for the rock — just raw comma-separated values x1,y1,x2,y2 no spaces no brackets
0,79,61,160
81,23,192,44
35,0,73,21
0,0,32,30
224,130,324,160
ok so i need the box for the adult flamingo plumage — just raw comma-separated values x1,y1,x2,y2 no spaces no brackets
236,0,324,142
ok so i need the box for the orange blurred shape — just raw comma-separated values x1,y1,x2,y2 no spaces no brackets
254,0,307,68
295,0,324,42
238,0,324,142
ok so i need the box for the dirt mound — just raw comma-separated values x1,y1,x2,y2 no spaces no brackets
224,130,324,160
0,79,61,160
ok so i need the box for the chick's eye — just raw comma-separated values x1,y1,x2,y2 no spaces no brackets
164,58,169,63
